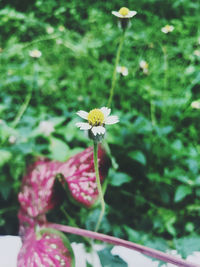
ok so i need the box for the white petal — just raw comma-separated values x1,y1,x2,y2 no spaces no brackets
76,110,88,120
76,122,91,130
91,126,105,136
100,107,111,118
128,11,137,17
116,66,121,73
105,115,119,125
122,68,128,76
112,11,122,17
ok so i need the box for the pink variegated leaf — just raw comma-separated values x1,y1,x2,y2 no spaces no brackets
18,209,47,240
57,145,110,208
18,146,110,218
18,158,62,218
17,227,75,267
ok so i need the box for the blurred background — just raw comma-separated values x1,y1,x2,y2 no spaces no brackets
0,0,200,260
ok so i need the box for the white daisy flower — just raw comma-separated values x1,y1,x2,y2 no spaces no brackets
117,66,128,76
46,26,54,34
112,7,137,18
8,135,17,144
161,25,174,34
191,100,200,109
29,49,42,58
194,50,200,57
139,60,149,74
76,107,119,138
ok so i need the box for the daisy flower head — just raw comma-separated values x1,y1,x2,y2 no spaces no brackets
8,135,17,144
112,7,137,30
76,107,119,142
29,49,42,58
161,25,174,34
46,26,54,34
194,50,200,57
112,7,137,18
191,100,200,109
117,66,128,76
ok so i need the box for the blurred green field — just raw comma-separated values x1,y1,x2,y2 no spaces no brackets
1,0,200,259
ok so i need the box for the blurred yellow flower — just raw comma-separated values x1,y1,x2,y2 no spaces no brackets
58,25,65,32
117,66,128,76
161,25,174,34
29,49,42,58
112,7,137,18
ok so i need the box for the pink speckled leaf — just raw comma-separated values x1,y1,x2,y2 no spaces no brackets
57,145,109,208
18,146,109,219
17,227,75,267
18,209,47,240
18,158,62,218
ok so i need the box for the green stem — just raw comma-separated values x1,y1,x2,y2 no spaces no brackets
60,206,91,246
49,223,200,267
107,31,125,108
161,45,168,124
11,62,38,128
162,45,168,90
150,99,156,126
11,89,32,128
93,141,105,232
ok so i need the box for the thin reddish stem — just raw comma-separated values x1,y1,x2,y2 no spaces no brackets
47,223,200,267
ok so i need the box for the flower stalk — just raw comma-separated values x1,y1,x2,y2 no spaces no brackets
107,31,125,108
47,223,200,267
93,141,105,232
12,62,38,128
11,89,32,128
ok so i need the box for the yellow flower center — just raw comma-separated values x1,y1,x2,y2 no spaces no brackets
88,109,104,126
119,7,129,16
121,66,126,72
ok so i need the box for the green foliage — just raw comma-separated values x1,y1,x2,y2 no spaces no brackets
1,0,200,261
174,235,200,259
98,247,127,267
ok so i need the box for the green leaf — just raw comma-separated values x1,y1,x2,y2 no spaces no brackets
86,262,93,267
128,150,146,165
0,150,12,166
98,247,127,267
0,181,12,200
123,226,143,243
49,137,70,161
174,235,200,258
174,185,192,202
109,170,132,187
